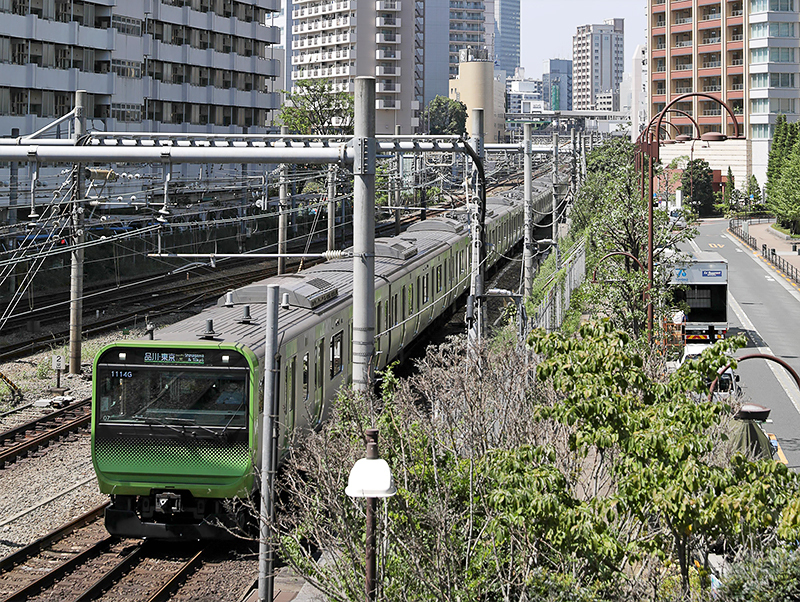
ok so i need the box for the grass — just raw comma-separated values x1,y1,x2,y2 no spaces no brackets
770,223,800,239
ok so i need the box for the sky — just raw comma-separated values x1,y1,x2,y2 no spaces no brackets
519,0,648,79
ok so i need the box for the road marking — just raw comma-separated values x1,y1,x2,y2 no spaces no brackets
766,276,775,281
709,243,725,248
725,232,800,303
736,248,743,253
728,292,800,416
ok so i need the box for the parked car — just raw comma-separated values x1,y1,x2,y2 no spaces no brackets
669,209,687,230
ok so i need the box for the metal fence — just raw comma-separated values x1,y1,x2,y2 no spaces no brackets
730,218,800,286
530,240,586,332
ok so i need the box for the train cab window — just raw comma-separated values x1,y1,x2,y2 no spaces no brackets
96,366,248,429
330,331,343,378
302,353,309,401
286,356,296,411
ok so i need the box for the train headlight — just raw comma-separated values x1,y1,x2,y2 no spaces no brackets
222,355,230,364
118,352,127,361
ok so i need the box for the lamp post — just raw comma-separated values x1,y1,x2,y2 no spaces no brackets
635,93,741,341
709,353,800,400
346,428,397,602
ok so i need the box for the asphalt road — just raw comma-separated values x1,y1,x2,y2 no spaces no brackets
692,219,800,469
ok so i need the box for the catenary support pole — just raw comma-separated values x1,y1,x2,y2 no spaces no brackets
394,125,401,236
552,131,560,268
468,108,485,344
523,123,534,298
258,284,280,602
278,126,289,275
327,163,336,252
352,77,376,393
69,91,86,374
570,128,577,195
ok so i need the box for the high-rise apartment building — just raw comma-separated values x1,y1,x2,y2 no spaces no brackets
0,1,280,135
543,59,573,110
291,0,420,134
494,0,520,75
573,18,625,110
647,0,798,182
449,0,488,78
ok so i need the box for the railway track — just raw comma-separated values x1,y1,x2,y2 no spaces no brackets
0,504,208,602
0,397,91,467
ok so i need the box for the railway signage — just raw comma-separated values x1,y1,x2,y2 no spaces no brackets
143,351,206,365
52,355,65,371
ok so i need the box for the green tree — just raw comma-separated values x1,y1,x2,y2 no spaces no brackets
421,96,467,135
748,174,763,210
681,158,715,216
769,145,800,233
278,79,354,135
766,114,787,201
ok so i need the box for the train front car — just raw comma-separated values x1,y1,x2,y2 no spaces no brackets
92,342,258,540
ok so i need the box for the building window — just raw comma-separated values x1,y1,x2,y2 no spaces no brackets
751,124,774,139
751,0,795,10
751,21,796,38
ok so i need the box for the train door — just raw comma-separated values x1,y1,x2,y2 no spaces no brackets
314,338,324,424
283,355,296,448
392,293,398,351
415,276,421,333
401,285,407,345
375,301,382,359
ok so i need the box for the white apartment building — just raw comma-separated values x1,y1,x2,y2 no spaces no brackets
573,18,625,110
0,0,281,135
449,0,488,79
291,0,419,134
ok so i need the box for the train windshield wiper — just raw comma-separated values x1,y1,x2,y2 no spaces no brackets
133,415,218,437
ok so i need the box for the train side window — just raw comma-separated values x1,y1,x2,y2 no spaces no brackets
450,257,454,283
392,295,398,326
436,265,442,293
416,276,421,308
302,353,309,401
330,331,343,378
408,283,413,315
286,355,296,411
376,302,382,333
401,286,406,320
423,274,429,303
385,299,390,330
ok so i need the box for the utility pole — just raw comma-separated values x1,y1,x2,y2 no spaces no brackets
327,163,336,252
394,125,401,235
570,128,577,195
552,131,560,268
523,123,534,298
258,284,280,602
468,108,485,344
352,77,376,393
69,91,86,375
278,126,289,275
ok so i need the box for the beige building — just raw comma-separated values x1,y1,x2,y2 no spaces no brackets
448,48,504,142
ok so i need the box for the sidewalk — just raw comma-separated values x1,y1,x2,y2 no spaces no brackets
243,566,327,602
729,219,800,286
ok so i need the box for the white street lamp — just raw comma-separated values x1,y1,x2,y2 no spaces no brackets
346,428,396,602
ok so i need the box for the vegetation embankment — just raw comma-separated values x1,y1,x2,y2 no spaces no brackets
266,138,800,601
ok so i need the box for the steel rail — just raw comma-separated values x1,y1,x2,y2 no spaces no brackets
0,503,108,572
146,547,207,602
73,542,148,601
0,535,119,602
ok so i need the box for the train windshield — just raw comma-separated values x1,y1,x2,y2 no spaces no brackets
96,367,248,428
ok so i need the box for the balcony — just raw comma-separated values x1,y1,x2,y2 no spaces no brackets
703,85,722,92
376,65,400,76
376,98,400,109
674,40,693,48
675,63,693,70
675,86,693,93
376,0,400,10
376,33,400,44
731,8,743,17
376,16,400,27
377,82,400,92
702,61,721,68
731,33,743,41
703,108,722,116
730,83,744,90
376,49,401,60
675,16,693,25
730,58,743,66
702,36,721,44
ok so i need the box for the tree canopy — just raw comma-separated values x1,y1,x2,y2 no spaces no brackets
278,79,354,135
681,158,715,216
421,96,468,136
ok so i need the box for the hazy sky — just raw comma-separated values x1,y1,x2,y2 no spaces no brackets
519,0,648,79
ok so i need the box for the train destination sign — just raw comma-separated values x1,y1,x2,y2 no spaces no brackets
143,351,206,365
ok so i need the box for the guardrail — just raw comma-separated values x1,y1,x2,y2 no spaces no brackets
530,240,586,332
730,218,800,286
